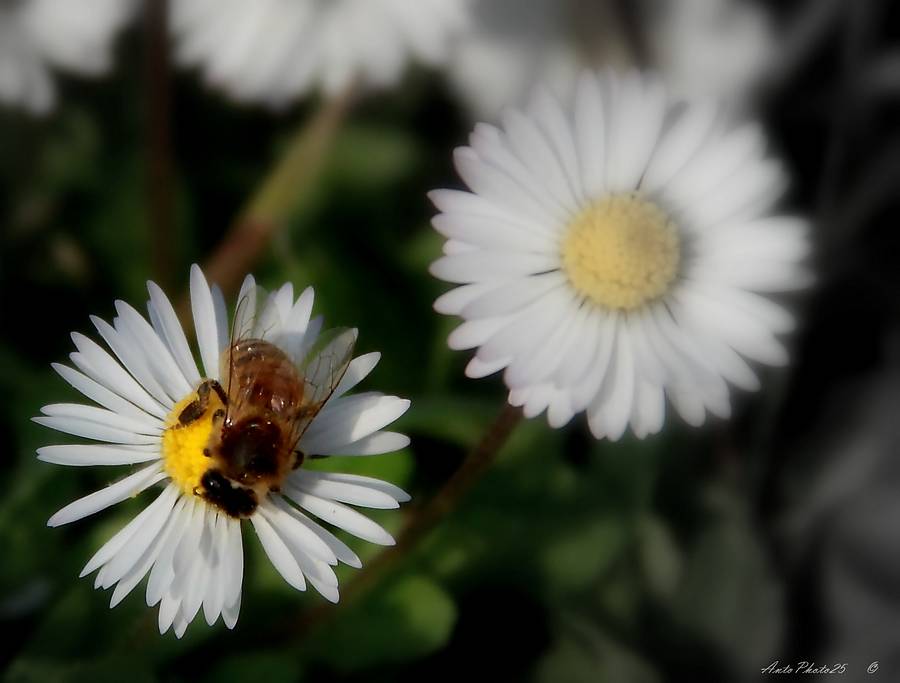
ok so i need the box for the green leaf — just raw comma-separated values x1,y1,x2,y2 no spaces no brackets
637,515,683,600
6,655,155,683
309,574,456,673
671,485,783,672
202,650,304,683
539,518,627,595
535,617,661,683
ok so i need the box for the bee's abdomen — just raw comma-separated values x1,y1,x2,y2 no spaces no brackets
226,339,304,416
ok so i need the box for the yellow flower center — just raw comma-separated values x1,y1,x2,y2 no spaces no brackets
161,388,225,496
561,193,680,310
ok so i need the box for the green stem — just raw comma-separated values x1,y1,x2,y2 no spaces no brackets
288,402,524,639
180,88,354,317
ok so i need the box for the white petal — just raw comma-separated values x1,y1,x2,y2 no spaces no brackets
432,213,555,253
190,264,221,380
38,443,159,467
322,431,411,456
211,284,231,353
202,514,229,626
91,316,173,407
574,71,607,197
147,280,202,386
642,100,718,193
447,316,512,351
461,272,567,320
69,333,167,419
223,516,244,610
434,282,495,316
250,513,307,591
332,352,380,400
81,484,179,577
292,470,409,509
286,486,394,546
300,394,410,455
33,416,158,446
40,403,162,436
465,355,509,379
273,499,361,567
114,300,192,400
477,287,575,363
100,486,181,589
108,496,182,609
51,363,161,426
47,463,165,527
430,250,560,284
588,323,636,441
263,497,338,565
606,74,666,192
146,497,192,606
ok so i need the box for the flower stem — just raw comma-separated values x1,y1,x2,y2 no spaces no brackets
178,89,354,317
289,402,524,638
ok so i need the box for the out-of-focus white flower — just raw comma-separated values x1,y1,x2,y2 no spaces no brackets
429,71,810,440
36,265,411,637
447,0,778,120
646,0,777,110
0,0,135,114
170,0,471,107
446,0,585,121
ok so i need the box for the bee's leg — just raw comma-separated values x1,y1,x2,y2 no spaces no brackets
177,398,205,426
177,380,225,426
292,449,307,470
208,380,227,406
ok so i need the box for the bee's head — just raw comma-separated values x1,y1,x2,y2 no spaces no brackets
199,468,258,518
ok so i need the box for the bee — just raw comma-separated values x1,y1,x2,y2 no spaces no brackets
175,295,356,519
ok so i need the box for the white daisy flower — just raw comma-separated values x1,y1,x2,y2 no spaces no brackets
648,0,777,111
35,265,411,638
0,0,136,114
429,71,810,440
170,0,471,107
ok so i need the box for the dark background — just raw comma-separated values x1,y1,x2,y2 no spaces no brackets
1,1,899,681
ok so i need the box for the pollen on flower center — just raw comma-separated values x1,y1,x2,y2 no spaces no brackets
561,193,681,310
162,388,225,496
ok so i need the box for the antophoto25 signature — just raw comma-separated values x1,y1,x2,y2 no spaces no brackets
761,661,881,676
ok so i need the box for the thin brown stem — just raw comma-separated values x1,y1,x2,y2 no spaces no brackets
175,88,354,321
204,92,352,293
287,402,524,639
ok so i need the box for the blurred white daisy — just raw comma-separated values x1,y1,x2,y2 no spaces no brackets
647,0,777,111
170,0,471,107
429,71,810,440
0,0,135,114
445,0,586,121
35,265,411,637
446,0,777,121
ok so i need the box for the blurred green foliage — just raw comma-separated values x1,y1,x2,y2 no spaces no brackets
0,56,787,682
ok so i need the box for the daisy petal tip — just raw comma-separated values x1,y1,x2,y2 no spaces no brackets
320,587,340,604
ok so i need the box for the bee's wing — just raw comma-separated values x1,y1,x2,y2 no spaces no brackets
220,279,272,422
230,277,268,344
289,327,358,449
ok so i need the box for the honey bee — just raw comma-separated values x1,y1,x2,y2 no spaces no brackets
175,298,356,519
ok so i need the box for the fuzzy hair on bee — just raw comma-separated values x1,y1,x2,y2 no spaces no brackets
176,286,357,518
